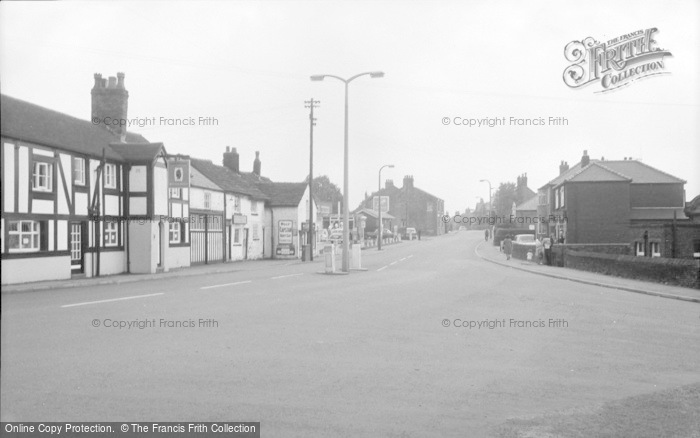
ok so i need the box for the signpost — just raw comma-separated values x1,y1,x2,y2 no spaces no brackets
276,220,295,256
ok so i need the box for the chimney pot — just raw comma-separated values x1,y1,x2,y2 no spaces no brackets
91,72,129,141
223,146,240,173
253,151,261,176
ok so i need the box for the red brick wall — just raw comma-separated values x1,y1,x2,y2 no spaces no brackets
565,181,630,243
630,183,684,208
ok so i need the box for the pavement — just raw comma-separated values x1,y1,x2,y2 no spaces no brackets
0,239,407,294
475,239,700,303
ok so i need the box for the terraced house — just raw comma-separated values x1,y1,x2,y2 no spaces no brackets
188,147,270,263
0,73,187,284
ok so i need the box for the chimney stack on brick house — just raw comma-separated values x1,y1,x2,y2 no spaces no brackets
253,151,261,176
91,72,128,141
581,150,590,167
403,175,414,189
223,146,240,173
559,161,569,175
386,179,395,190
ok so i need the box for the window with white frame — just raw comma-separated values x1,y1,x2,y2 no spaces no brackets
169,222,181,244
650,242,660,257
634,242,645,256
170,188,182,199
554,188,559,209
104,163,117,189
234,196,241,213
560,187,565,208
32,162,53,192
252,223,259,240
251,200,258,215
234,227,241,244
73,157,85,185
8,220,40,252
204,192,211,209
104,222,118,246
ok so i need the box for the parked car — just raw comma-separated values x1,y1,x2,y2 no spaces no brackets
493,228,534,246
366,229,393,239
514,234,535,244
328,230,343,244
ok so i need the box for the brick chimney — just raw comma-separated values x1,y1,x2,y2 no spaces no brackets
559,161,569,175
581,150,590,167
223,146,240,173
91,72,128,141
253,151,261,176
385,179,395,190
403,175,414,189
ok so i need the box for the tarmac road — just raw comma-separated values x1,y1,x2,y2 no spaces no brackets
2,231,699,436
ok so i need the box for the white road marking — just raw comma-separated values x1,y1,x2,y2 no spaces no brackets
272,273,304,280
406,255,413,259
61,293,164,308
400,257,407,261
200,280,252,290
377,266,388,271
390,261,398,266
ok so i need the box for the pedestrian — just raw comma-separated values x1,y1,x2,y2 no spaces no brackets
535,238,543,264
484,228,489,241
503,234,513,260
543,236,552,265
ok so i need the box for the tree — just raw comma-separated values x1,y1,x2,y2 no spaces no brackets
309,175,343,212
493,182,517,219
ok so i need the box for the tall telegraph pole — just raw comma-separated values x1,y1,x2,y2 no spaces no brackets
305,98,319,261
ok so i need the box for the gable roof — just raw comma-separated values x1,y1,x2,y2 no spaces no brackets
566,162,631,183
258,182,307,207
353,208,396,220
190,158,269,199
109,142,166,163
541,161,591,189
599,160,686,184
543,157,685,190
1,94,148,161
410,186,443,202
515,194,538,211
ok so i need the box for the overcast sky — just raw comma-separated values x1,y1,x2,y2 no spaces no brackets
1,0,698,213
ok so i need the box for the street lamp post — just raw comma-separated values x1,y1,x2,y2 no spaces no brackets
377,164,394,250
479,179,492,218
311,71,384,272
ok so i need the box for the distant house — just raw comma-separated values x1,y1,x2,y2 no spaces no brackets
514,195,538,229
352,207,396,236
361,175,445,236
189,148,269,263
513,173,538,228
257,180,319,259
538,150,699,258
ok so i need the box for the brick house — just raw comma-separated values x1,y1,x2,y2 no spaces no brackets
538,150,698,258
360,175,445,236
